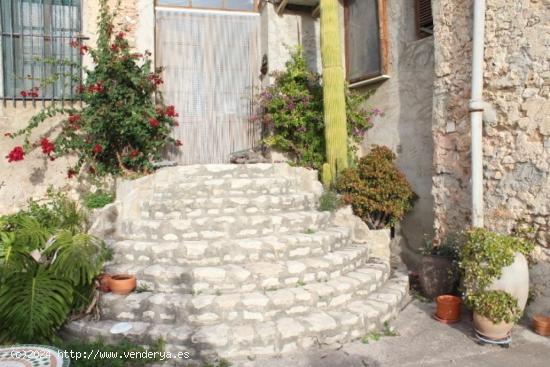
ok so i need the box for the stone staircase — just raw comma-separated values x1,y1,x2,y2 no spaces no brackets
65,164,409,363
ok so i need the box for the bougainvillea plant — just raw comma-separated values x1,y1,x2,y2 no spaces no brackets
3,0,181,177
256,46,381,171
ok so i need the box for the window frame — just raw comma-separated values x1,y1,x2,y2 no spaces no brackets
155,0,260,13
343,0,389,86
0,0,85,106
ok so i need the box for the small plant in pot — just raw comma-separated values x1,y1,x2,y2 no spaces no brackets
460,228,534,340
419,233,462,300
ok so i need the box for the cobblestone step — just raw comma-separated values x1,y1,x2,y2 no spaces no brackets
141,193,319,219
119,211,332,241
99,261,390,326
65,273,408,362
105,245,369,294
111,227,351,267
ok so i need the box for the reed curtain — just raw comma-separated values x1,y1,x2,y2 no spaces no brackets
156,8,260,165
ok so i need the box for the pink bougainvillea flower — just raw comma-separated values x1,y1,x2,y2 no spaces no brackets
75,84,86,94
40,138,55,155
67,169,77,178
149,118,160,128
69,39,79,48
6,146,24,162
80,45,89,55
88,82,104,93
129,149,139,158
116,31,125,40
166,105,179,118
148,74,163,86
20,90,28,97
175,139,183,147
110,43,119,52
93,144,103,154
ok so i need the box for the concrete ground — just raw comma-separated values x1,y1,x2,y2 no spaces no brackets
240,299,550,367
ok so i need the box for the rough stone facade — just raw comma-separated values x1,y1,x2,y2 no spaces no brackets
432,0,550,311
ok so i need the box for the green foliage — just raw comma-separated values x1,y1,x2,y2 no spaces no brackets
361,322,397,344
83,191,115,209
470,290,522,324
460,228,534,324
318,190,341,212
56,338,166,367
0,193,108,343
421,232,463,260
335,146,416,229
258,46,378,171
5,0,181,177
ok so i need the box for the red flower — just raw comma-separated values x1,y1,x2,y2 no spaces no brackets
175,139,183,147
40,138,55,155
93,144,103,154
20,90,28,98
166,105,179,118
6,146,24,162
89,82,104,93
21,87,40,98
129,149,139,158
80,45,89,55
4,132,13,138
149,74,163,86
68,114,81,124
70,39,79,48
75,84,86,94
116,32,125,40
110,43,119,52
149,118,160,128
67,169,77,179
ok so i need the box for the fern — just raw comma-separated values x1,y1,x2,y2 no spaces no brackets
0,267,73,343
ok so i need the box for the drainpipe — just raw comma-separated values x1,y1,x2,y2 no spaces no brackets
469,0,486,228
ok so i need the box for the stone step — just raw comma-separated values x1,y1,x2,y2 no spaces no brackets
105,245,369,294
119,211,332,241
99,261,390,326
141,193,319,219
149,176,300,198
111,227,351,267
65,273,408,362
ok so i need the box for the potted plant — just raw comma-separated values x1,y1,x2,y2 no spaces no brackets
435,295,462,324
419,234,461,299
108,274,137,295
460,228,533,340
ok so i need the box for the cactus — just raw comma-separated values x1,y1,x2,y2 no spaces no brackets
320,0,348,186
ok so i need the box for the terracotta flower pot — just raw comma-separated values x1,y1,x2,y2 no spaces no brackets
108,274,136,295
532,315,550,337
435,295,461,323
473,312,514,340
97,273,112,292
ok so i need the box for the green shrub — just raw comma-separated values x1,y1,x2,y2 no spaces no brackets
84,191,115,209
258,46,379,171
335,146,416,229
0,193,109,343
469,290,522,324
318,191,341,212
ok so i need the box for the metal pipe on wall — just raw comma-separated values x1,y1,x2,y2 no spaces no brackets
469,0,487,228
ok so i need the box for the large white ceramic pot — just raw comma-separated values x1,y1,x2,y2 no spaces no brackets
473,252,529,339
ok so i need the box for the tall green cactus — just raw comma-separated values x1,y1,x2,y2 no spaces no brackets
320,0,348,187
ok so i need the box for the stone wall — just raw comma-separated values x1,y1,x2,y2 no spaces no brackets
432,0,550,311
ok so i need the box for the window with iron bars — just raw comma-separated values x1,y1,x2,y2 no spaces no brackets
0,0,84,106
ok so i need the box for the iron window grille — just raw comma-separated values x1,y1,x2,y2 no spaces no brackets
0,0,86,107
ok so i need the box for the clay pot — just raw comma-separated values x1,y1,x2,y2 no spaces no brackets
108,274,136,295
473,312,514,340
419,255,459,299
533,315,550,337
97,273,112,292
435,295,461,323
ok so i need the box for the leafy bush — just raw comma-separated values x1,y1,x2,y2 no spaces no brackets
421,232,463,260
84,191,115,209
318,191,341,212
257,47,379,171
4,0,181,177
0,193,109,343
56,339,166,367
460,228,534,324
335,146,416,229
